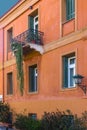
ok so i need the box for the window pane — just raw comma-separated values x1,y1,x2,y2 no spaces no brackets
70,58,75,64
35,24,38,30
66,0,75,20
28,113,37,120
68,57,75,87
70,68,74,86
34,67,37,91
35,17,38,22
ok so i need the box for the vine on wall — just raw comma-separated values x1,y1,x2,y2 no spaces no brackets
11,41,24,95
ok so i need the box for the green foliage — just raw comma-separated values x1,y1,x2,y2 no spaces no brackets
14,114,41,130
14,110,87,130
41,110,87,130
11,41,24,95
0,102,12,123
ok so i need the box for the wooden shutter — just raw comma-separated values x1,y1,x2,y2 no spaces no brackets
29,67,34,92
71,0,75,18
66,0,75,20
63,57,68,88
29,16,34,29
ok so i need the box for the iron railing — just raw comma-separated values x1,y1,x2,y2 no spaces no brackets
12,29,44,46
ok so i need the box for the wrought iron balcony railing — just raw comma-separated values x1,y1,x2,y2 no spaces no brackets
12,29,44,46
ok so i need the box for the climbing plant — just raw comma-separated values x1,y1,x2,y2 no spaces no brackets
11,40,24,95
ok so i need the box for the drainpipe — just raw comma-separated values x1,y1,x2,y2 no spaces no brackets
2,28,4,102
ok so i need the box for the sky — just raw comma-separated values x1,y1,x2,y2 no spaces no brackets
0,0,19,17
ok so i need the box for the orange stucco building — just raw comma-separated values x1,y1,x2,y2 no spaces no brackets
0,0,87,118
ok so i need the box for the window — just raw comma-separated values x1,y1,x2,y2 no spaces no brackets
62,115,74,124
7,72,13,95
66,0,75,20
62,0,75,22
62,53,76,88
28,113,37,120
0,95,3,101
29,9,38,30
7,28,13,52
29,65,38,92
28,10,39,43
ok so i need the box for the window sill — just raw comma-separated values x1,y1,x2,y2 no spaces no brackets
28,91,38,95
6,94,13,96
60,86,77,92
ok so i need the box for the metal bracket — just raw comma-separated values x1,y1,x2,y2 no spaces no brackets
78,85,86,94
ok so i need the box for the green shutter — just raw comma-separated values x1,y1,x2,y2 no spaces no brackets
29,65,37,92
29,67,34,92
66,0,75,20
29,16,34,29
66,0,69,20
72,0,75,18
63,57,68,88
28,16,34,42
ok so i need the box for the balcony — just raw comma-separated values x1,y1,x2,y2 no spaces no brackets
11,29,44,55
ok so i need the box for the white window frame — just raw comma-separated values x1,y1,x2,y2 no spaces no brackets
68,56,75,88
34,15,38,30
34,67,37,91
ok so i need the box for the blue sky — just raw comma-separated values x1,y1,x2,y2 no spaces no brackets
0,0,19,17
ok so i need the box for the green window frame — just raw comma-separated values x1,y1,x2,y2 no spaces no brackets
66,0,75,20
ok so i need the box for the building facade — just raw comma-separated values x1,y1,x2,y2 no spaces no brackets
0,0,87,118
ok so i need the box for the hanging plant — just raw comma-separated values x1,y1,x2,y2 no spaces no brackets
11,40,24,95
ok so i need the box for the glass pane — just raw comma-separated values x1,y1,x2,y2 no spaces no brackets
66,0,75,20
35,17,38,22
70,58,75,64
34,67,37,91
70,68,74,86
35,24,38,30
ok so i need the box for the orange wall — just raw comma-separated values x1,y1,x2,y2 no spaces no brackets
0,29,4,63
4,0,60,54
40,0,60,43
1,0,87,116
77,0,87,30
0,29,4,95
4,38,87,115
9,98,87,118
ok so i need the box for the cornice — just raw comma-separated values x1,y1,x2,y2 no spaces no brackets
0,59,16,70
0,0,40,29
0,27,87,70
44,27,87,53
